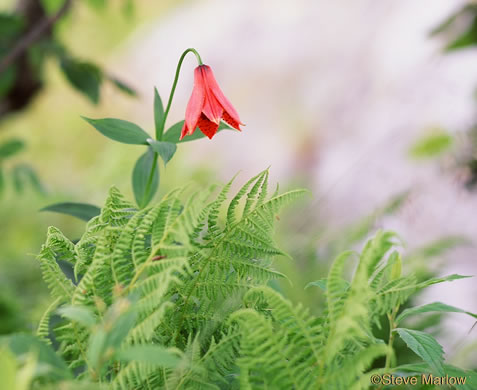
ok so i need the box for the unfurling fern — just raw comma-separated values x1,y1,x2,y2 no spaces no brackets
14,170,475,389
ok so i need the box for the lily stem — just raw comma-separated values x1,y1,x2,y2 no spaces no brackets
156,48,203,140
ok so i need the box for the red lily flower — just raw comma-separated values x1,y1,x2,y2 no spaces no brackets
181,65,242,140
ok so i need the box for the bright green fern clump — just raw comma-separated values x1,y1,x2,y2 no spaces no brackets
2,170,476,389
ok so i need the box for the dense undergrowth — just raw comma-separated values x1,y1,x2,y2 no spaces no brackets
1,170,476,389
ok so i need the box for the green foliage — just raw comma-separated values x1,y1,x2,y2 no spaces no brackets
40,202,101,222
409,129,454,159
0,139,45,197
4,171,474,389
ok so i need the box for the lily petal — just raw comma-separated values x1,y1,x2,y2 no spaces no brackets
197,113,220,139
183,68,206,135
201,65,242,129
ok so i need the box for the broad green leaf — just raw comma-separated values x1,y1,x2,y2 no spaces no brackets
0,139,24,160
163,120,232,143
396,302,477,324
409,129,453,159
116,345,180,368
83,117,150,145
40,202,101,222
57,306,97,327
109,76,137,96
0,333,71,380
61,58,102,104
396,328,444,375
132,147,159,208
154,87,165,139
147,139,176,165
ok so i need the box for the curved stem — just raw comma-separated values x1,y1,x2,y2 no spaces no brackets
156,48,203,140
142,152,158,207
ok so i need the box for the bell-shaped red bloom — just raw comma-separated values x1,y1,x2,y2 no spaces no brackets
181,65,242,140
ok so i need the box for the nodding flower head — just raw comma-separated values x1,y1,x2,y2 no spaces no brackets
181,65,243,140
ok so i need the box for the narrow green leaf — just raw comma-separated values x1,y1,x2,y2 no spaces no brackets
40,202,101,222
0,166,4,196
409,129,454,159
396,328,445,375
163,120,232,143
116,345,179,368
109,76,137,96
57,306,96,327
132,147,159,208
60,58,102,104
154,87,165,139
82,117,150,145
105,309,137,350
418,274,472,288
87,329,107,370
147,139,177,165
0,139,24,160
397,302,477,325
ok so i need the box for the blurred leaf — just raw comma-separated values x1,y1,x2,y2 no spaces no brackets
86,0,106,9
409,129,453,159
0,139,24,160
0,13,24,40
163,120,232,143
154,87,165,139
407,236,470,261
87,329,107,370
446,16,477,51
61,58,102,104
396,328,444,376
23,165,46,194
40,0,65,14
304,279,327,291
57,306,97,327
0,66,16,97
40,202,101,221
116,345,179,368
397,302,477,324
0,348,16,390
12,165,24,193
0,333,71,380
108,76,137,97
83,117,150,145
122,0,135,17
105,309,137,350
0,166,4,196
132,147,159,208
418,274,472,289
390,254,402,280
147,139,176,166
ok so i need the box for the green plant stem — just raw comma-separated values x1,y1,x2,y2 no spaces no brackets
144,48,202,206
142,152,158,208
156,48,203,140
378,306,400,390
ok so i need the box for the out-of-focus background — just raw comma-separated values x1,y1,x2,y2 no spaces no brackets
1,0,476,367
